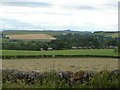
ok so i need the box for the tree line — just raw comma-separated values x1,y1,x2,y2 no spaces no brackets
2,34,119,51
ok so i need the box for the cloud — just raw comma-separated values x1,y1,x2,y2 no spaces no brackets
63,5,96,10
0,0,118,31
76,5,96,10
1,2,54,7
0,18,41,30
44,12,73,16
0,17,117,31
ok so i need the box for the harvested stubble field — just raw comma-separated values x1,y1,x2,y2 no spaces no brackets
2,58,118,72
6,34,56,40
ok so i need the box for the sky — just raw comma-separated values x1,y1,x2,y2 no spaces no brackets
0,0,119,31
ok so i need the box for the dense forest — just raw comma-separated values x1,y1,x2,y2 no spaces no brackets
2,34,119,51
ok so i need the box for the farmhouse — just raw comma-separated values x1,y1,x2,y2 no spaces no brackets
47,48,53,50
5,34,56,40
71,47,77,49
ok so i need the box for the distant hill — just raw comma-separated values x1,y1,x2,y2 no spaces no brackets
2,30,119,38
2,30,91,36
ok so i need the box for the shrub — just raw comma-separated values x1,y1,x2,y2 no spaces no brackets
89,69,119,88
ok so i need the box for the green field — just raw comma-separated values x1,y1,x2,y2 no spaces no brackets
94,32,119,38
2,30,64,36
2,30,91,36
2,30,72,36
2,49,118,56
2,38,52,42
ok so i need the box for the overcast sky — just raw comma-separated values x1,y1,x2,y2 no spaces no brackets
0,0,118,31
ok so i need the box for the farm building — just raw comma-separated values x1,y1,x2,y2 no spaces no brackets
71,46,118,49
47,48,53,50
71,47,77,49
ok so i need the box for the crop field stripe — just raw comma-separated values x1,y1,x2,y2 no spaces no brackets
2,49,119,57
6,34,56,40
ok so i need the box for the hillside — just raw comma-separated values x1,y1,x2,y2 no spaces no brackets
94,31,119,38
2,30,119,38
2,30,91,36
2,30,63,36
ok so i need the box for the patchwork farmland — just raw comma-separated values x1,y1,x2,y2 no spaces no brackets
2,30,120,88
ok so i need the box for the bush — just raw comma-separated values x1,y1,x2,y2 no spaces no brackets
89,69,119,88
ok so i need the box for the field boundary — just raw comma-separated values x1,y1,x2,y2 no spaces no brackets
2,69,119,88
2,55,120,59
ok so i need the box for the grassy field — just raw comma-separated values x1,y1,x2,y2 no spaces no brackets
2,49,118,56
2,58,118,72
2,38,52,42
108,33,119,37
2,30,64,36
95,32,119,38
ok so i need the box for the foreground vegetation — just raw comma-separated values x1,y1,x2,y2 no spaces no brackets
2,69,119,88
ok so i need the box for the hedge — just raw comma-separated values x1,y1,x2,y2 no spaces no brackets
2,55,120,59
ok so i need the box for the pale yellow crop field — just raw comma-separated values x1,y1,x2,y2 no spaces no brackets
6,34,56,40
2,58,118,72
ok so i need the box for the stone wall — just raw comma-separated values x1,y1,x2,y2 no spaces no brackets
1,69,120,85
